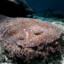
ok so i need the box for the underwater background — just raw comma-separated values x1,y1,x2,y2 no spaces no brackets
0,0,64,64
25,0,64,13
25,0,64,20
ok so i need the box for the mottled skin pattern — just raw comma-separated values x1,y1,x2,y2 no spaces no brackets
0,18,63,62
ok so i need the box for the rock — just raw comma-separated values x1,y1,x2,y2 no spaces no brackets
0,0,34,17
0,17,63,63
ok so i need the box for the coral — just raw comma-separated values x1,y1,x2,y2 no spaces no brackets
0,17,63,63
52,21,64,33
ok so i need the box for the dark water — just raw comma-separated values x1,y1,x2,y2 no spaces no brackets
25,0,64,13
0,0,64,18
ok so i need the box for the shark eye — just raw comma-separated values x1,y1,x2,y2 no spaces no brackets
18,37,24,40
34,31,43,35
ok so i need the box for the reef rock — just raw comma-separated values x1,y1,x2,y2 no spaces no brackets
0,17,63,62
